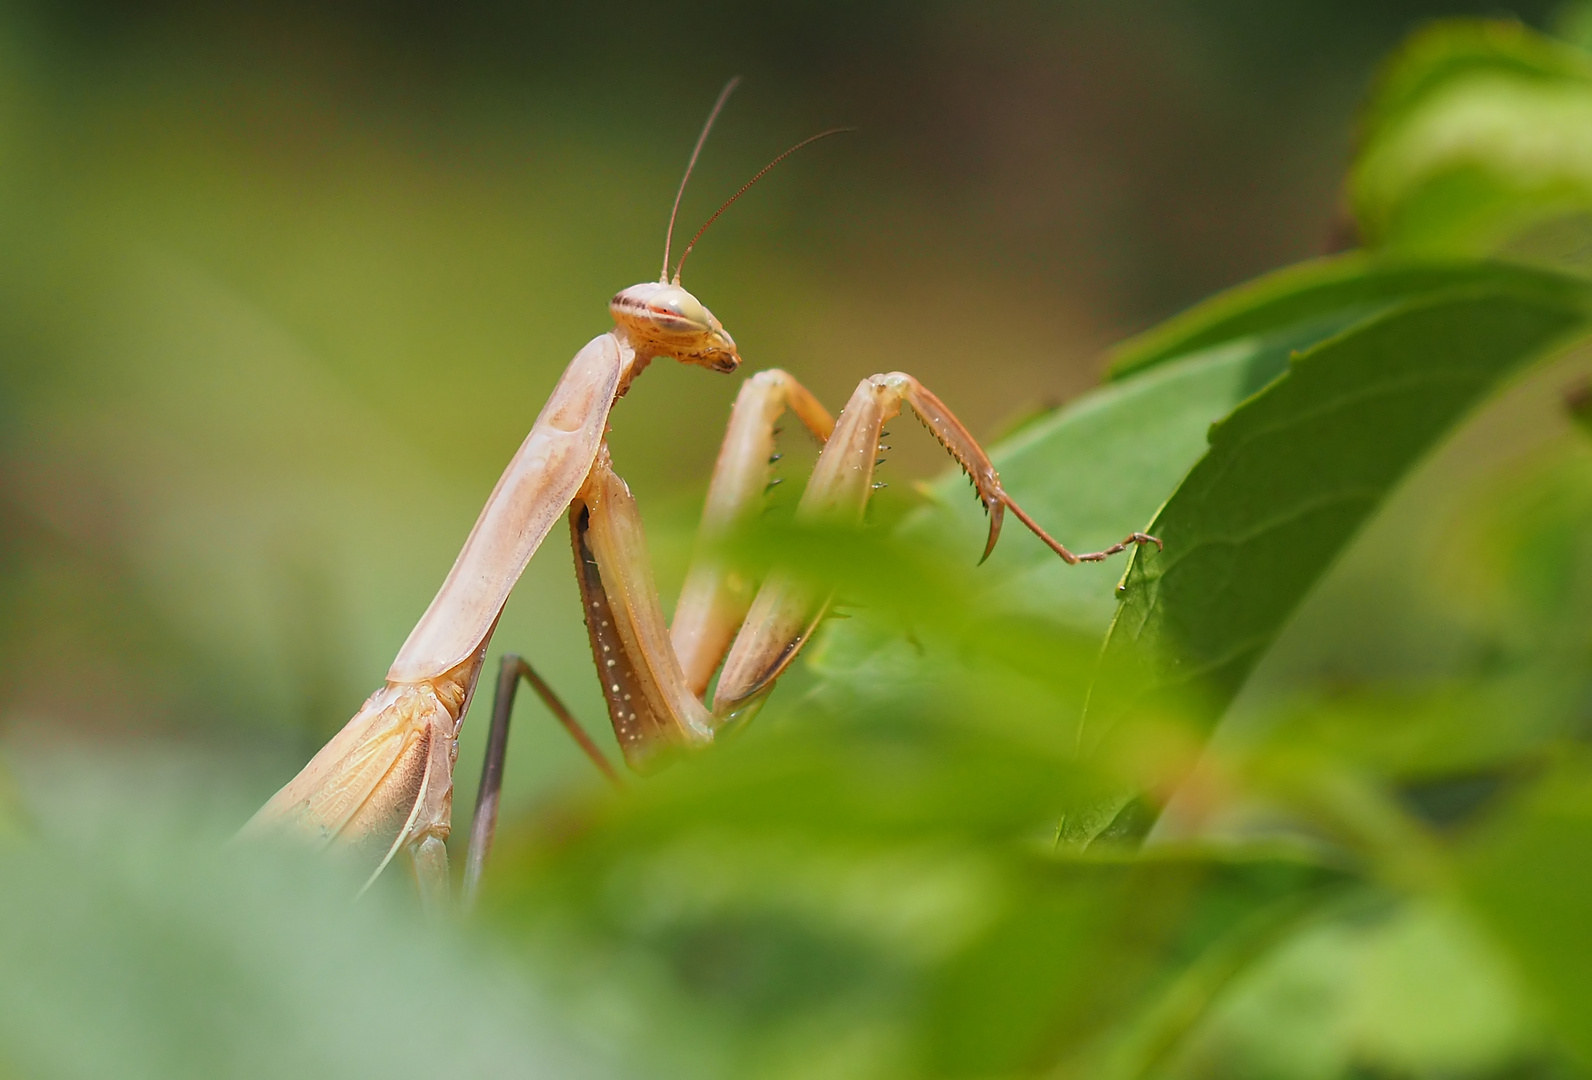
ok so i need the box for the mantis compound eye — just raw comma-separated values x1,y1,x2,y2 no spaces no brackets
649,285,710,329
610,282,710,334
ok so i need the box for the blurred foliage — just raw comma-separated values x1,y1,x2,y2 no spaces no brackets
0,756,23,841
0,758,618,1080
8,5,1592,1080
1096,268,1589,739
1353,7,1592,263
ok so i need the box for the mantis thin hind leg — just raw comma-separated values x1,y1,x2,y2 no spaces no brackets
460,652,620,911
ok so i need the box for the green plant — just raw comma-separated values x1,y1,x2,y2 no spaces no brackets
7,14,1592,1080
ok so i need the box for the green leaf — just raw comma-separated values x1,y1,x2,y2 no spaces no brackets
921,850,1346,1079
1176,897,1535,1080
1104,255,1557,380
1352,19,1592,257
1459,753,1592,1065
483,689,1114,1080
1087,270,1592,776
485,651,1346,1080
816,260,1588,758
0,759,617,1080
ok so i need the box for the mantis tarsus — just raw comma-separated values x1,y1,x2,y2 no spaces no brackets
242,81,1159,911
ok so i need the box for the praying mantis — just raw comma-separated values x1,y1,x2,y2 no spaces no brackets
241,81,1158,911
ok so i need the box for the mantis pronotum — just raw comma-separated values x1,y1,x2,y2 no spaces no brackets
242,81,1158,911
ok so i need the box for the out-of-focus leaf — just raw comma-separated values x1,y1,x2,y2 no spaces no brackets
922,849,1345,1079
1353,19,1592,258
1436,435,1592,654
484,697,1108,1079
1460,753,1592,1065
719,522,1107,732
1168,897,1534,1080
486,662,1347,1080
0,754,616,1080
500,690,1112,878
1255,683,1567,799
1085,271,1591,836
484,528,1352,1079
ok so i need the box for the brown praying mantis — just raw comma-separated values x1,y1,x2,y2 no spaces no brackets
241,81,1158,911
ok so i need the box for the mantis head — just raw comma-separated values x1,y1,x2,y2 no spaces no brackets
610,79,844,377
609,281,740,373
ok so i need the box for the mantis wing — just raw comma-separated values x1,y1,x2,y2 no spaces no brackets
242,684,443,863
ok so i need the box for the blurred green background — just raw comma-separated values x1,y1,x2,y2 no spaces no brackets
12,4,1592,1080
0,0,1567,806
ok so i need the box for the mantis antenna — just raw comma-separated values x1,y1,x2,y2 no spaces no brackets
672,126,855,285
662,77,742,283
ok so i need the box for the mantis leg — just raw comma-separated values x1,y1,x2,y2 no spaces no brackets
459,653,619,912
409,835,451,917
671,369,834,697
711,372,1160,712
571,372,1155,765
572,447,718,772
455,362,836,884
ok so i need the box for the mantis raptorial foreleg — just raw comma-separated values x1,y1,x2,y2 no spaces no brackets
574,448,718,770
671,369,835,696
571,366,836,768
563,369,1163,765
714,372,1159,712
